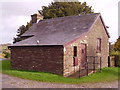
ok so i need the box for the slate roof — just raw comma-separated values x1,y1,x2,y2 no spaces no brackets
10,13,107,46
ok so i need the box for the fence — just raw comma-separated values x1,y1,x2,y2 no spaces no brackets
78,56,102,78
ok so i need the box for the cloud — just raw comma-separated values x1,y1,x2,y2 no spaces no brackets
80,0,119,43
0,0,119,44
0,16,30,43
0,1,51,44
1,2,44,17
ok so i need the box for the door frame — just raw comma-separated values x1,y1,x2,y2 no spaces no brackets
80,43,87,68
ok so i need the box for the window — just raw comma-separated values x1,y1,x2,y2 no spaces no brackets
73,57,78,66
97,38,101,52
73,46,78,66
74,46,77,57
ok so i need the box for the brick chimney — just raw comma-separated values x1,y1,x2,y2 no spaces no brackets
31,13,43,24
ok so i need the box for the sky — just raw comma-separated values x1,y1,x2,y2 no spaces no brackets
0,0,119,44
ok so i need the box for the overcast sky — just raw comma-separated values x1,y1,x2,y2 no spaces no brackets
0,0,119,44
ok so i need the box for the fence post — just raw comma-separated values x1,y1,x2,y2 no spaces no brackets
87,61,88,76
100,57,102,72
93,57,95,73
108,56,110,67
74,66,75,73
79,65,80,78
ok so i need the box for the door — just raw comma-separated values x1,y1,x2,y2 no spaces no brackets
80,44,87,68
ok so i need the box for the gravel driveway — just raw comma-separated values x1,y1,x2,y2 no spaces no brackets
1,74,119,88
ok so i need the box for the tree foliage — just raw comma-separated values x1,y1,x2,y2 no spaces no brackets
2,50,10,58
110,36,120,56
13,1,94,43
13,21,32,43
114,36,120,51
39,2,94,19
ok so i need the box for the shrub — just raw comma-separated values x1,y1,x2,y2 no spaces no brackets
116,56,120,67
2,50,10,58
110,50,120,56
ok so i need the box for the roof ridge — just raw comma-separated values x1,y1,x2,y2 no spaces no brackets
38,13,100,23
11,13,101,46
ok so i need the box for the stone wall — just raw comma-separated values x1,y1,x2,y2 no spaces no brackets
10,16,109,77
10,46,63,75
63,17,109,77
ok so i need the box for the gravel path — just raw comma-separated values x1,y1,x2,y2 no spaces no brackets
1,74,119,88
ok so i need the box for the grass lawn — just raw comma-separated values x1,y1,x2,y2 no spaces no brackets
0,60,119,84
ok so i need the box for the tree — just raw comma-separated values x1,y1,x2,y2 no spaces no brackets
39,1,94,19
13,1,94,43
2,50,10,58
110,36,120,56
13,21,32,43
114,36,120,51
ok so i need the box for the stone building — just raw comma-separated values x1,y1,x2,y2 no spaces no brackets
9,13,110,77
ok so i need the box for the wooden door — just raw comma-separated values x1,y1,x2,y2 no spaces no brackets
81,44,87,68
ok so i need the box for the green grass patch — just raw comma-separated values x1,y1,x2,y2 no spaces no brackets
1,60,119,84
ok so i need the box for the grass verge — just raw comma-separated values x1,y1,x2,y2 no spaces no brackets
0,60,119,84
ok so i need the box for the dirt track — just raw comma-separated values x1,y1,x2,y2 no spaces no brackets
1,74,119,88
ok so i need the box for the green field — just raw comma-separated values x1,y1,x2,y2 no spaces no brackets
0,60,119,84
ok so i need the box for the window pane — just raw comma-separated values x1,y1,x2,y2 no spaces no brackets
97,38,101,52
73,57,78,66
74,46,77,56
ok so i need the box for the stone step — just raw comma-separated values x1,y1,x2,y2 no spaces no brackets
68,69,93,78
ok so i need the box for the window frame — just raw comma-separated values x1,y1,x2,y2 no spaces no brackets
73,46,77,57
73,57,78,66
73,46,78,66
96,38,101,53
